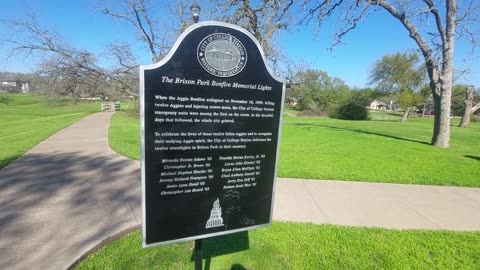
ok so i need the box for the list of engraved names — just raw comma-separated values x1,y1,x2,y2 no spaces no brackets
158,154,266,196
150,77,276,197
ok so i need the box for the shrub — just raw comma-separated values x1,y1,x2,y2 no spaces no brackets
334,101,369,120
0,95,9,104
327,104,339,118
296,100,329,117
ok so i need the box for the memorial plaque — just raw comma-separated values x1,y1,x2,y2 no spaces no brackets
140,21,285,247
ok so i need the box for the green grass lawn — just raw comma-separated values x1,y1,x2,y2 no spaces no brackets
280,115,480,186
369,110,405,121
75,222,480,270
0,94,100,169
283,105,299,117
108,111,141,160
109,111,480,187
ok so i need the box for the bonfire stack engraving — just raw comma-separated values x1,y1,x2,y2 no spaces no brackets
206,198,224,228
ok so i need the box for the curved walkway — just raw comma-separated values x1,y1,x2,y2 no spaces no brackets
0,112,140,270
0,112,479,269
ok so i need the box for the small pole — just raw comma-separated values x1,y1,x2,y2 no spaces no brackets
194,239,203,270
189,4,206,270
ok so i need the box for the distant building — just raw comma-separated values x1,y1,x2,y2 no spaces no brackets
0,81,30,93
286,97,298,106
369,100,388,110
1,82,16,87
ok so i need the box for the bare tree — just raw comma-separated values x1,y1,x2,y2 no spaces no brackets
37,52,104,100
97,0,199,98
2,14,139,97
100,0,297,65
2,2,196,98
210,0,295,66
103,41,140,95
98,0,177,63
98,0,298,94
283,58,308,88
302,0,480,148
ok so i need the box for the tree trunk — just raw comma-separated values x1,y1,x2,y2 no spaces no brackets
431,89,452,147
429,0,456,148
400,108,410,122
459,86,474,127
474,104,480,114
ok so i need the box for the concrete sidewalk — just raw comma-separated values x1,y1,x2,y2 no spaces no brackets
274,179,480,231
0,112,141,270
0,112,479,270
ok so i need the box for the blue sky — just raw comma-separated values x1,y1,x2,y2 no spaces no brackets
1,0,479,88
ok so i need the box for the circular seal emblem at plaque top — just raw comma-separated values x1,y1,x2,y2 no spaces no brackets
197,33,247,78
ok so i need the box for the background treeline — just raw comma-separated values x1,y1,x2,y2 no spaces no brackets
0,70,133,102
287,69,378,120
286,68,479,121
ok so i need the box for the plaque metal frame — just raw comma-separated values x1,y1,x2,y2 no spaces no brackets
140,21,286,248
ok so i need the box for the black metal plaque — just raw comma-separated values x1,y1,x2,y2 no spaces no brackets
140,21,285,247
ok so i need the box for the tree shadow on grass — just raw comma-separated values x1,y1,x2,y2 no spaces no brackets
191,231,250,270
368,119,404,122
290,123,430,146
230,264,248,270
464,155,480,161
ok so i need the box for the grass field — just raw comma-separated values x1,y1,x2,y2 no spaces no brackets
75,222,480,270
283,105,299,117
0,94,100,169
108,111,141,160
109,111,480,187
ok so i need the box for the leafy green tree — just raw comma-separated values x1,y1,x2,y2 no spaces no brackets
397,90,423,121
351,87,384,107
451,84,469,116
291,69,350,115
370,53,424,94
370,52,426,122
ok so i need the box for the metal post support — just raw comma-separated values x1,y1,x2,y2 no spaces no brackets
194,239,203,270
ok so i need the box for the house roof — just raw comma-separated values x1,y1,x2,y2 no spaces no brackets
372,100,388,106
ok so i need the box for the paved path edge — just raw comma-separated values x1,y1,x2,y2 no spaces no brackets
66,225,140,270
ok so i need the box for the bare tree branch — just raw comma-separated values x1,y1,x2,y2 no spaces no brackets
100,0,167,63
372,1,441,96
423,0,447,46
332,2,371,47
3,15,140,97
210,0,295,63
